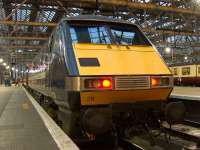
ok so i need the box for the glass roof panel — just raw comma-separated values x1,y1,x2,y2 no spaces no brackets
33,10,56,32
12,9,31,21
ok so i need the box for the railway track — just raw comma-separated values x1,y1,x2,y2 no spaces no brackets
119,138,145,150
120,120,200,150
80,138,145,150
183,119,200,128
163,120,200,146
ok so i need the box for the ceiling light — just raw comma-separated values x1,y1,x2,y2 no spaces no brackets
3,63,6,66
0,58,3,63
184,56,188,60
17,49,23,53
6,66,10,69
165,47,171,54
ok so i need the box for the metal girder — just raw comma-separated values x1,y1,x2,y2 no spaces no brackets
4,0,27,21
0,20,57,26
143,28,200,36
2,0,13,32
0,36,48,40
155,41,200,47
0,20,199,36
0,52,38,55
0,45,47,49
27,0,39,32
93,0,200,16
5,0,200,16
0,31,49,36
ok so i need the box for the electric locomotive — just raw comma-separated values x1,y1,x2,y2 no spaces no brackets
27,15,177,145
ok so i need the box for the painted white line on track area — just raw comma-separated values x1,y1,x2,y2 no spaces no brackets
170,94,200,101
22,86,79,150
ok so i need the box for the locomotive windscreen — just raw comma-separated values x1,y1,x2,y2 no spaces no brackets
69,21,151,46
70,26,111,44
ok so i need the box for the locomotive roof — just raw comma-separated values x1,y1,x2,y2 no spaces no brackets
61,15,138,26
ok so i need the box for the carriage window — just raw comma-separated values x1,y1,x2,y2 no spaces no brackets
174,68,178,75
198,67,200,74
182,67,190,75
70,26,111,44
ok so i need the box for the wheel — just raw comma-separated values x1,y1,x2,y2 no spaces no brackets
95,125,118,149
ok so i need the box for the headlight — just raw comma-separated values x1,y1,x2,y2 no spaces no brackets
151,76,172,87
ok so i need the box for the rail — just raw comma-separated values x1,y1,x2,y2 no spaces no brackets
163,121,200,145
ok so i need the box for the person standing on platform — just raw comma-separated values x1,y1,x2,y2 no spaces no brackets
15,78,20,87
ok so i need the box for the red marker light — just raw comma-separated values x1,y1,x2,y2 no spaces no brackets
84,78,112,89
93,80,101,88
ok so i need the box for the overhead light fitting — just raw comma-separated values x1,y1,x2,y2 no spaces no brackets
165,47,171,54
17,49,23,53
184,56,188,60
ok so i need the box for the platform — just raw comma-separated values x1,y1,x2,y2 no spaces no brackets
170,86,200,101
0,86,79,150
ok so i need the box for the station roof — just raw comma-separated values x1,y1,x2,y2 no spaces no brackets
0,0,199,69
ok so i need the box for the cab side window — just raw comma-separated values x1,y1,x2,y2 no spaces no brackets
50,27,67,89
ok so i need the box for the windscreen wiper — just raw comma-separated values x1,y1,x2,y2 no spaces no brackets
114,32,123,45
100,31,107,44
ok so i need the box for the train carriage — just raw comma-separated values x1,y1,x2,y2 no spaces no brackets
170,63,200,86
26,15,176,146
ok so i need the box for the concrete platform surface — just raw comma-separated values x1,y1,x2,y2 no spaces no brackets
0,86,78,150
171,86,200,100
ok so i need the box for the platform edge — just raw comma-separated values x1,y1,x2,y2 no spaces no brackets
22,86,79,150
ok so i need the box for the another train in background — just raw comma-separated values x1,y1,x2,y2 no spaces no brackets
170,63,200,86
